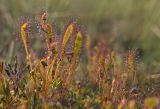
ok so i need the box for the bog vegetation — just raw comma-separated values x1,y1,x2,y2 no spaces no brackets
0,12,160,109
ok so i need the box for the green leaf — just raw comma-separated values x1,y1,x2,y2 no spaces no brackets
62,23,74,49
144,97,159,109
73,31,83,64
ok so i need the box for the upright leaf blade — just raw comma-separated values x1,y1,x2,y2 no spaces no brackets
62,24,74,50
73,31,83,64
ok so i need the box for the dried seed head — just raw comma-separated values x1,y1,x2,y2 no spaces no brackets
125,50,137,73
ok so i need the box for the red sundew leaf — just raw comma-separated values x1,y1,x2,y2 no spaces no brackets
72,31,83,65
35,11,57,56
59,21,75,53
18,16,32,43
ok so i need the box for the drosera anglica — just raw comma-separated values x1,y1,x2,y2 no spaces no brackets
20,17,33,72
0,11,156,109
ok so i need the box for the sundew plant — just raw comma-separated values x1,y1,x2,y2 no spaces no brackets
0,11,160,109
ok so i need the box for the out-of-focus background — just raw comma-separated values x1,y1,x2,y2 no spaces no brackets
0,0,160,73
